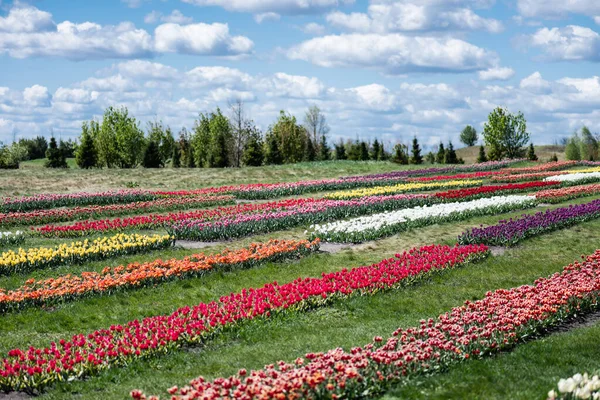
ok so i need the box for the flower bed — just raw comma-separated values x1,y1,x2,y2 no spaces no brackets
139,250,600,400
34,198,328,238
0,239,319,314
169,195,429,241
433,181,559,201
491,171,568,183
0,233,174,275
544,172,600,184
0,190,158,213
547,372,600,400
324,180,482,200
309,195,537,243
0,243,488,393
0,231,24,247
503,161,578,175
535,184,600,203
0,196,234,228
457,199,600,246
407,171,505,182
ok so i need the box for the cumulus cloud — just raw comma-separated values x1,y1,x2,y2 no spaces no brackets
254,12,281,23
523,25,600,62
144,10,194,25
517,0,600,18
326,0,503,34
182,0,354,15
0,5,253,60
23,85,51,107
259,73,325,98
302,22,326,35
478,67,515,81
288,33,497,74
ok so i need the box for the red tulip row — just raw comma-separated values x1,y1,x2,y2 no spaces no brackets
0,196,234,228
407,171,505,182
134,249,600,400
0,243,488,393
534,184,600,203
491,171,568,183
433,180,559,200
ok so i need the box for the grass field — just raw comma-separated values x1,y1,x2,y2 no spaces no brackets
0,158,597,400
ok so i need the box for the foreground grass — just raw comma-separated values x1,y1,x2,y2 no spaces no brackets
0,208,593,398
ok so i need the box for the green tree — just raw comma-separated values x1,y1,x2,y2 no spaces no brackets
436,143,445,164
482,107,530,160
346,140,361,161
477,145,488,163
460,125,478,147
565,133,581,161
392,143,409,165
18,136,47,160
359,141,369,161
264,131,283,165
319,135,331,161
378,142,386,160
45,137,68,168
0,143,27,169
425,151,435,164
76,122,98,169
178,128,194,168
580,126,598,161
444,141,458,164
97,106,144,168
191,114,211,168
303,105,329,155
527,143,538,161
271,111,306,164
172,142,181,168
142,140,162,168
59,139,77,158
207,108,232,168
242,127,264,167
410,136,423,164
303,136,316,162
549,153,558,162
371,139,381,160
334,140,347,160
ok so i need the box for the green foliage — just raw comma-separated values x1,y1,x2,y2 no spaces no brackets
334,140,347,160
377,142,387,161
304,105,330,157
18,136,47,160
359,141,369,161
565,133,582,161
178,128,195,168
444,141,458,164
45,137,68,168
392,143,409,164
549,153,559,162
579,126,598,161
142,140,162,168
147,121,175,166
527,143,538,161
477,145,488,163
171,141,181,168
264,131,283,165
460,125,478,147
0,142,27,169
242,128,264,167
482,107,530,160
207,108,231,168
371,139,381,160
410,136,423,164
191,114,211,168
76,122,98,169
270,111,307,164
303,136,316,162
96,106,144,168
436,143,445,164
425,151,435,164
319,135,331,161
59,139,77,158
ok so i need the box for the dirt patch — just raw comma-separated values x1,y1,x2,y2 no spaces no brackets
175,240,226,249
488,246,506,256
319,243,354,254
0,392,30,400
554,310,600,333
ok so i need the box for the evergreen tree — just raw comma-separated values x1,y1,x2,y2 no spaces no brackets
207,108,231,168
410,136,423,164
527,143,538,161
264,131,283,165
550,153,558,162
319,135,331,161
392,143,409,165
359,141,369,161
334,140,347,160
347,140,361,160
436,143,445,164
303,136,316,162
371,139,381,160
477,145,488,163
142,140,162,168
444,141,458,164
425,151,435,164
45,137,68,168
76,122,98,169
242,128,264,167
172,142,181,168
377,143,386,160
59,139,77,158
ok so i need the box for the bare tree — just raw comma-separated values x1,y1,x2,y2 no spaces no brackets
228,99,250,168
303,105,330,151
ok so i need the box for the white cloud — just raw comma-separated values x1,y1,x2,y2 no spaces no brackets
0,5,55,32
185,66,252,88
144,11,161,24
254,12,281,23
519,72,552,94
302,22,326,35
0,5,253,60
478,67,515,81
23,85,51,107
517,0,600,18
345,84,396,111
326,1,503,34
524,25,600,61
116,60,179,80
79,74,137,92
208,88,256,102
182,0,354,15
53,88,99,104
259,73,325,98
288,33,496,74
121,0,150,8
145,10,194,24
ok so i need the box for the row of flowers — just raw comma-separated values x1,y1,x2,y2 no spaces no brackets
323,180,482,200
0,243,489,393
457,198,600,247
33,198,324,238
0,196,234,228
548,372,600,400
432,180,559,200
0,233,174,275
491,171,567,183
308,195,537,243
0,239,320,314
535,184,600,203
407,171,505,182
0,231,24,247
0,190,159,213
135,249,600,400
545,172,600,184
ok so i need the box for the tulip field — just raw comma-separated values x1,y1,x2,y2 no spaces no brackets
2,160,600,399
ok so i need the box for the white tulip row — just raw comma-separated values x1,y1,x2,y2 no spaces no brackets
308,195,537,243
548,372,600,400
545,172,600,183
0,230,24,246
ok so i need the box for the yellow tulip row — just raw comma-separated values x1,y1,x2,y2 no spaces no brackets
568,167,600,174
324,180,483,200
0,233,174,275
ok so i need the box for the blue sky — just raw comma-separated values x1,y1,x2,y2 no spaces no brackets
0,0,599,149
